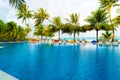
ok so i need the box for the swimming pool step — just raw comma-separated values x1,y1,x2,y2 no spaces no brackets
0,70,18,80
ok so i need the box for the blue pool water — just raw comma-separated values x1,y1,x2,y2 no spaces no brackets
0,43,120,80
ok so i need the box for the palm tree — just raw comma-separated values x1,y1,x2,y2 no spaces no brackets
62,23,73,34
99,0,120,41
17,4,32,24
52,16,62,40
9,0,25,8
66,13,80,41
85,8,108,42
6,21,17,39
117,8,120,14
101,31,112,42
34,8,49,40
0,20,26,41
17,4,32,37
43,25,55,39
0,20,5,39
112,16,120,25
34,8,49,26
16,25,26,39
25,24,32,36
34,25,44,40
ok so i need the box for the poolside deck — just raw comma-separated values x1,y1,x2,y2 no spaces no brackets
0,70,18,80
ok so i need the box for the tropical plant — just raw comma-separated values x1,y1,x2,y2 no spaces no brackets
6,21,17,39
25,24,32,36
17,4,32,37
43,25,55,39
66,13,80,41
101,31,112,42
16,25,26,39
52,16,62,40
17,4,33,24
0,21,26,41
34,8,49,40
85,8,108,42
34,8,49,26
99,0,120,41
62,23,73,34
117,8,120,14
34,25,44,39
9,0,25,8
112,16,120,25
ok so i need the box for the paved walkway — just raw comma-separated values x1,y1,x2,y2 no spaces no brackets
0,70,18,80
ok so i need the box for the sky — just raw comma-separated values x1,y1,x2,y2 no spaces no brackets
0,0,120,38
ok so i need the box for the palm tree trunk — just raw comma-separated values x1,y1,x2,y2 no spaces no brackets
112,30,114,42
58,30,60,40
96,30,98,43
73,31,76,41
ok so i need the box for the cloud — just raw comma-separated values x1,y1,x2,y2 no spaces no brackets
0,0,119,37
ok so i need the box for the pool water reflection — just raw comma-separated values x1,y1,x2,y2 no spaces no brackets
0,43,120,80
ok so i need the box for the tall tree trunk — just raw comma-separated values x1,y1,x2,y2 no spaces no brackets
96,30,98,43
73,31,76,41
58,30,60,40
112,30,115,42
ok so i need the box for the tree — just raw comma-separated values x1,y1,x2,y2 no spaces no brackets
34,8,49,40
34,8,49,26
25,24,32,37
43,25,55,39
62,23,73,34
6,21,17,39
117,8,120,14
85,8,108,42
34,25,44,39
16,25,26,39
112,16,120,25
101,31,112,42
66,13,80,41
52,16,62,40
0,20,5,38
17,4,32,37
17,4,32,24
9,0,25,9
99,0,120,41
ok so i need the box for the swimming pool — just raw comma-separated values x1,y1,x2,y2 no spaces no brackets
0,43,120,80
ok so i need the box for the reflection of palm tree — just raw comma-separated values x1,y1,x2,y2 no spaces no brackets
99,0,120,41
52,16,62,40
9,0,25,8
66,13,80,41
85,8,108,42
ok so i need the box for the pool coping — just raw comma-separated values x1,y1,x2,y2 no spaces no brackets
0,70,19,80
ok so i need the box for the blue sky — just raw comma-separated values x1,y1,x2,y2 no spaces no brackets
0,0,120,38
